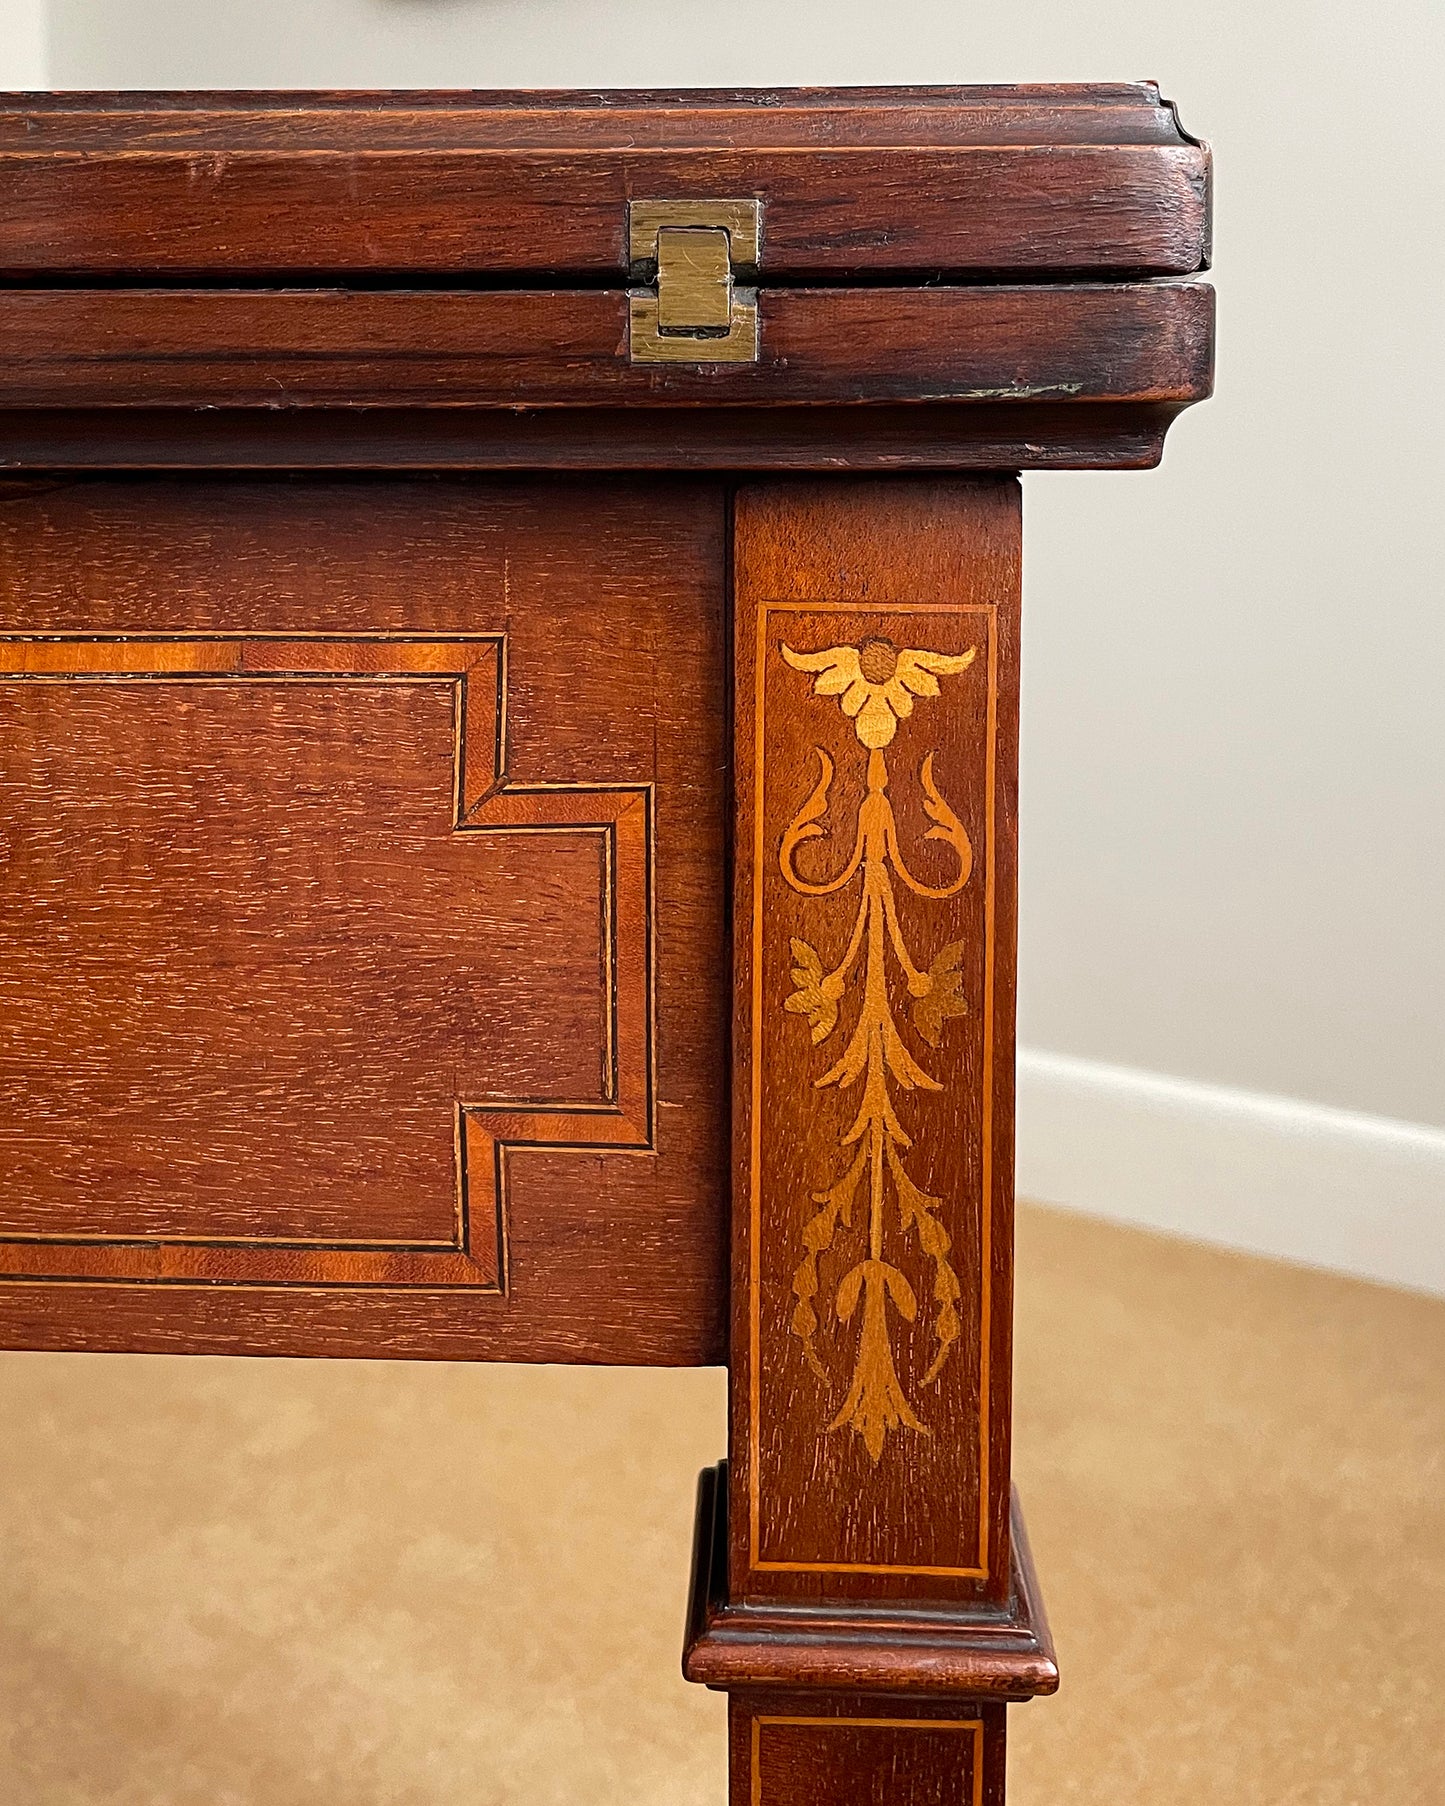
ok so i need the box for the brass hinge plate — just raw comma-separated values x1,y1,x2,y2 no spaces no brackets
628,199,761,365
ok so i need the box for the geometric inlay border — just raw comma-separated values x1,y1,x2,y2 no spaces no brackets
0,634,654,1294
751,1715,984,1806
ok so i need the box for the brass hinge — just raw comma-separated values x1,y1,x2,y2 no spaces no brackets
628,199,761,365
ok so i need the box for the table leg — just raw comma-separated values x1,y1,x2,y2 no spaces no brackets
684,477,1055,1803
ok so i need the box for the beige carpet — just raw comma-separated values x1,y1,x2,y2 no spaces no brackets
2,1204,1441,1804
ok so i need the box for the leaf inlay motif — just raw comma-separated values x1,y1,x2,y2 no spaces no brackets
779,638,977,1461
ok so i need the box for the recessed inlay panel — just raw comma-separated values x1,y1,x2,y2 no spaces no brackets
749,1713,986,1806
0,634,648,1293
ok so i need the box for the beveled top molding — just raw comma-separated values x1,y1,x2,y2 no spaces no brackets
0,84,1209,279
1,82,1201,144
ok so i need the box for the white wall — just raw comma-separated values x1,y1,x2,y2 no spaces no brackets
0,0,46,87
34,0,1445,1285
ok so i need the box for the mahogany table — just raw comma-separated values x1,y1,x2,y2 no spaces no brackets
0,85,1213,1805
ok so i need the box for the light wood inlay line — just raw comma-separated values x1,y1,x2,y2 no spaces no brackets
0,633,655,1295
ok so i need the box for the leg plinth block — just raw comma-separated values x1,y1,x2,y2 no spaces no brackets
685,1465,1057,1701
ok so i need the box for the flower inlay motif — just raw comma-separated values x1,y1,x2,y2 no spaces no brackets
779,637,977,1461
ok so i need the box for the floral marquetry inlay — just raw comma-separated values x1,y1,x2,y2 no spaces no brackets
779,636,978,1462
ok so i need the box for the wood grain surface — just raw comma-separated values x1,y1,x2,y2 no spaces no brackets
0,86,1208,279
729,479,1020,1609
0,283,1213,413
0,474,729,1363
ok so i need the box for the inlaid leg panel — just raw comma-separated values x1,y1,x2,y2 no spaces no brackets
729,477,1021,1611
732,1693,1006,1806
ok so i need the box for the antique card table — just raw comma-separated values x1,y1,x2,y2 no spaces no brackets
0,86,1213,1804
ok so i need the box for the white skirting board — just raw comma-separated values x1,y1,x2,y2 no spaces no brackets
1015,1049,1445,1297
0,0,47,90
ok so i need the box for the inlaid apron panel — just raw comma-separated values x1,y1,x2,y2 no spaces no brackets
0,475,729,1363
